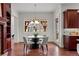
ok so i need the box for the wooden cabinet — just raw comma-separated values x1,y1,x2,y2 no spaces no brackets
1,4,10,18
69,36,77,50
0,3,11,55
1,3,11,38
63,9,79,50
64,36,69,49
77,13,79,28
64,36,78,50
64,9,79,28
0,4,2,17
0,18,7,55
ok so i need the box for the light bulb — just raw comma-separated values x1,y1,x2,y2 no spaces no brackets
30,21,34,24
35,20,39,24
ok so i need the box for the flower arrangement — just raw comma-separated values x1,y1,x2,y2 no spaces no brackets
33,32,38,37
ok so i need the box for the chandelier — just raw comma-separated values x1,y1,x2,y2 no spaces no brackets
28,4,41,32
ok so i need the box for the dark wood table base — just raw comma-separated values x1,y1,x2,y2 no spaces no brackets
31,38,39,49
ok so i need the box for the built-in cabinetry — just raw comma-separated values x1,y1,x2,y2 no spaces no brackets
64,35,78,50
0,3,11,55
63,9,79,50
64,9,79,28
1,3,11,37
0,20,6,55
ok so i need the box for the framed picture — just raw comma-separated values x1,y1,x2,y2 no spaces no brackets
25,21,30,32
40,20,47,32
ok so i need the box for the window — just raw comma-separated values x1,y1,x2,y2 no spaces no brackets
24,19,48,32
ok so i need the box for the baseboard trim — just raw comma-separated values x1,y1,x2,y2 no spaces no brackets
52,42,60,48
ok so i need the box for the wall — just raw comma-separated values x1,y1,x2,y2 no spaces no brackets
18,12,54,42
11,7,19,43
62,3,79,11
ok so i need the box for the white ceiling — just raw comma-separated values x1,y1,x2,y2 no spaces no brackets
11,3,60,12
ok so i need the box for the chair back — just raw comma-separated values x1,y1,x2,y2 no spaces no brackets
23,37,27,45
42,36,48,44
37,38,43,44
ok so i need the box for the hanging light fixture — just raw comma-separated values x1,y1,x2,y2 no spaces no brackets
33,3,39,24
30,4,39,25
28,4,40,32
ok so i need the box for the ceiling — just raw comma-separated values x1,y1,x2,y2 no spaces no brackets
11,3,60,12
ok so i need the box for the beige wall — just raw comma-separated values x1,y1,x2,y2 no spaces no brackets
18,12,54,42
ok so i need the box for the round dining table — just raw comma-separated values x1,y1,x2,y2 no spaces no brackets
28,35,44,49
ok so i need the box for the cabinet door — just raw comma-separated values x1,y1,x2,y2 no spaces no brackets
1,3,10,18
0,22,7,54
69,36,77,50
67,10,77,28
63,36,69,49
64,12,68,28
77,13,79,28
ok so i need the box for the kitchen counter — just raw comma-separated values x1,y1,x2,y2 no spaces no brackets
64,28,79,36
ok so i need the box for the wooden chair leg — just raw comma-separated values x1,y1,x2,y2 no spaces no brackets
30,44,32,49
41,45,44,53
26,45,28,54
39,45,42,54
23,44,25,51
46,44,48,51
23,44,25,55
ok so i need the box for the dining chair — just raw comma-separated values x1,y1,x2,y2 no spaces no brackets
23,37,34,54
42,36,48,51
36,38,44,55
37,36,48,54
23,37,28,54
37,38,43,49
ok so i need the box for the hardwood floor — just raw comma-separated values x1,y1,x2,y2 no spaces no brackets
8,43,78,56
